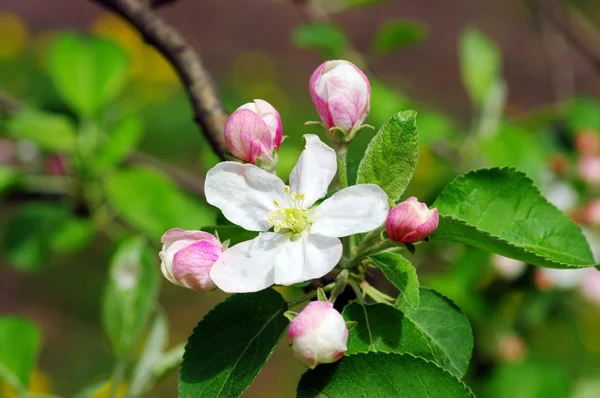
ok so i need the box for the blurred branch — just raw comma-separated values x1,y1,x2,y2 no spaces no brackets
0,91,22,115
149,0,179,7
532,0,574,103
538,0,600,75
91,0,229,159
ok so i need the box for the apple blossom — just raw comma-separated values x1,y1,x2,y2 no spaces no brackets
224,99,283,168
310,60,370,137
288,301,348,368
385,197,439,243
205,134,389,293
159,228,223,291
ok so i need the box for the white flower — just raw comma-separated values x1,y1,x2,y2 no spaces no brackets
205,134,389,293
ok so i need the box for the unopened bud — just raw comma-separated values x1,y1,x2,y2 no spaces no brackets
309,60,370,138
159,228,223,291
386,197,439,243
224,99,282,169
288,301,348,368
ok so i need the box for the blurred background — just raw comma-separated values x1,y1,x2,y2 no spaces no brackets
1,0,600,397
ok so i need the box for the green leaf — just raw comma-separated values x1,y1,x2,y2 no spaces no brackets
292,23,347,58
459,28,501,107
432,167,596,268
94,115,144,173
397,288,473,377
102,237,159,360
342,303,434,360
50,217,95,254
370,252,420,309
104,166,215,240
297,353,474,397
0,316,41,393
357,110,419,202
372,19,428,55
2,203,70,271
128,310,169,397
200,225,258,246
48,32,129,116
7,108,77,153
179,289,288,398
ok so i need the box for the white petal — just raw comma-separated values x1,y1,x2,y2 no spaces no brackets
210,233,287,293
274,233,342,286
205,162,286,231
311,184,389,237
289,135,337,207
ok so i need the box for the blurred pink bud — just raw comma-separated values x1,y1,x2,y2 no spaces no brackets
224,99,282,165
47,155,68,176
288,301,347,368
497,334,527,363
310,60,370,135
0,139,14,163
583,200,600,227
493,254,526,280
578,156,600,186
386,197,439,243
159,228,223,291
580,269,600,304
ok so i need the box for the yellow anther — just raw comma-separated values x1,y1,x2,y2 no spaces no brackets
273,200,280,207
284,186,290,194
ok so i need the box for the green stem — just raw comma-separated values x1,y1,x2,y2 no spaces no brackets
335,143,348,190
288,283,335,308
109,360,126,398
349,239,399,268
348,279,365,305
360,281,395,304
329,270,349,304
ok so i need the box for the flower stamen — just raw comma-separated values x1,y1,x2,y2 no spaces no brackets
269,188,310,234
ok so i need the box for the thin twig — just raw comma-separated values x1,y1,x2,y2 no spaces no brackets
539,0,600,75
91,0,229,159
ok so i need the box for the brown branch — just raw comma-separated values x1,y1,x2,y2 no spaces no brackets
539,0,600,75
91,0,229,159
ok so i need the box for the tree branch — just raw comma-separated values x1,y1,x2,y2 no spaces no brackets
91,0,229,159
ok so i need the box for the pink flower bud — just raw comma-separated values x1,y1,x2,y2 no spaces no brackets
309,60,370,135
578,156,600,186
159,228,223,291
288,301,348,368
224,99,282,165
493,254,526,280
583,200,600,227
386,197,439,243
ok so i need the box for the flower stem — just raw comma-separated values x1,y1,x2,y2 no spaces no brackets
335,142,349,190
360,281,395,304
349,239,399,267
329,270,349,304
109,360,126,398
288,283,335,308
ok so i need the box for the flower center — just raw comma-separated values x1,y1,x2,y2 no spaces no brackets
268,186,310,234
